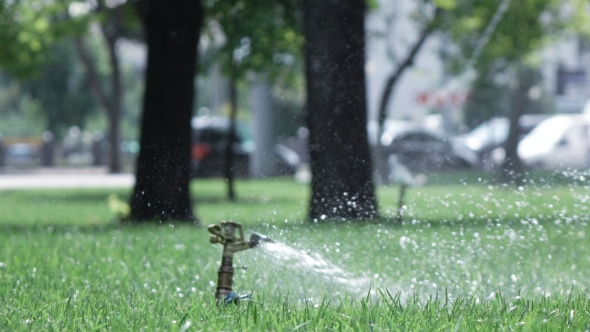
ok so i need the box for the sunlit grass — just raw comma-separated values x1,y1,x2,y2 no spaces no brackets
1,171,590,330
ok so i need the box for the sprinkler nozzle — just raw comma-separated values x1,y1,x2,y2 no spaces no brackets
249,232,275,248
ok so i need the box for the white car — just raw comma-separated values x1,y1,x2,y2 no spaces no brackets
518,114,590,169
455,114,548,171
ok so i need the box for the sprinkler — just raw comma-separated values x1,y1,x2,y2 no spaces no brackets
208,221,273,304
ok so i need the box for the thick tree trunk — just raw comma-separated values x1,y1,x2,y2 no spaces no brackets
129,0,202,222
303,0,379,221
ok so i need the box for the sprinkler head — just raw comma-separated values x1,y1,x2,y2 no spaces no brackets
207,221,272,304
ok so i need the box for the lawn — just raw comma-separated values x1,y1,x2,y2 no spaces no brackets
1,170,590,330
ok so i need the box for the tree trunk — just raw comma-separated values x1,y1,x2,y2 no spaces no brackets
74,35,122,173
303,0,379,221
501,64,529,185
225,64,237,201
103,30,122,174
129,0,202,223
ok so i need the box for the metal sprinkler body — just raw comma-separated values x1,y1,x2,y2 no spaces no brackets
208,221,273,304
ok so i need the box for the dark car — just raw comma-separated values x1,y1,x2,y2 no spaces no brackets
191,116,299,178
378,121,478,174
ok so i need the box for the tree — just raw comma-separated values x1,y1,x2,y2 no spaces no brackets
371,0,583,184
376,5,443,134
373,3,443,184
371,0,588,184
0,38,99,140
204,0,303,81
128,0,202,222
22,41,98,137
0,0,58,77
204,0,303,200
68,1,148,173
445,0,579,182
73,3,133,173
501,64,542,184
0,0,139,172
303,0,378,221
461,66,512,129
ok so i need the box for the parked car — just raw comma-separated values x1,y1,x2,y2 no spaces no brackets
455,114,549,170
518,114,590,170
191,116,299,178
5,143,38,166
379,121,478,174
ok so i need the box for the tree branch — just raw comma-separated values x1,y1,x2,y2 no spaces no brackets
377,7,442,129
74,37,113,115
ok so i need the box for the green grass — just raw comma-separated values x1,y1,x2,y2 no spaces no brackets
2,172,590,330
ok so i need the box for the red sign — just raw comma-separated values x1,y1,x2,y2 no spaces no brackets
416,91,469,107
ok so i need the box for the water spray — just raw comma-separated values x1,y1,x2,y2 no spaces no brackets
207,221,273,304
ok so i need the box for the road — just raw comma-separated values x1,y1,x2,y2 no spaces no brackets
0,168,134,189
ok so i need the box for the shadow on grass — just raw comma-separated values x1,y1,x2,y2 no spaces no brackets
194,195,305,205
0,188,298,207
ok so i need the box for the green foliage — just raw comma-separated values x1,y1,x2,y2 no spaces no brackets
0,0,96,137
434,0,455,10
20,40,99,137
0,0,145,139
421,0,589,125
204,0,304,83
462,64,553,128
461,69,512,127
567,0,590,37
0,0,88,77
0,0,51,76
0,81,46,137
442,0,556,72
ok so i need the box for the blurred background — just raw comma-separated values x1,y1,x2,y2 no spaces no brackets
2,0,590,183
